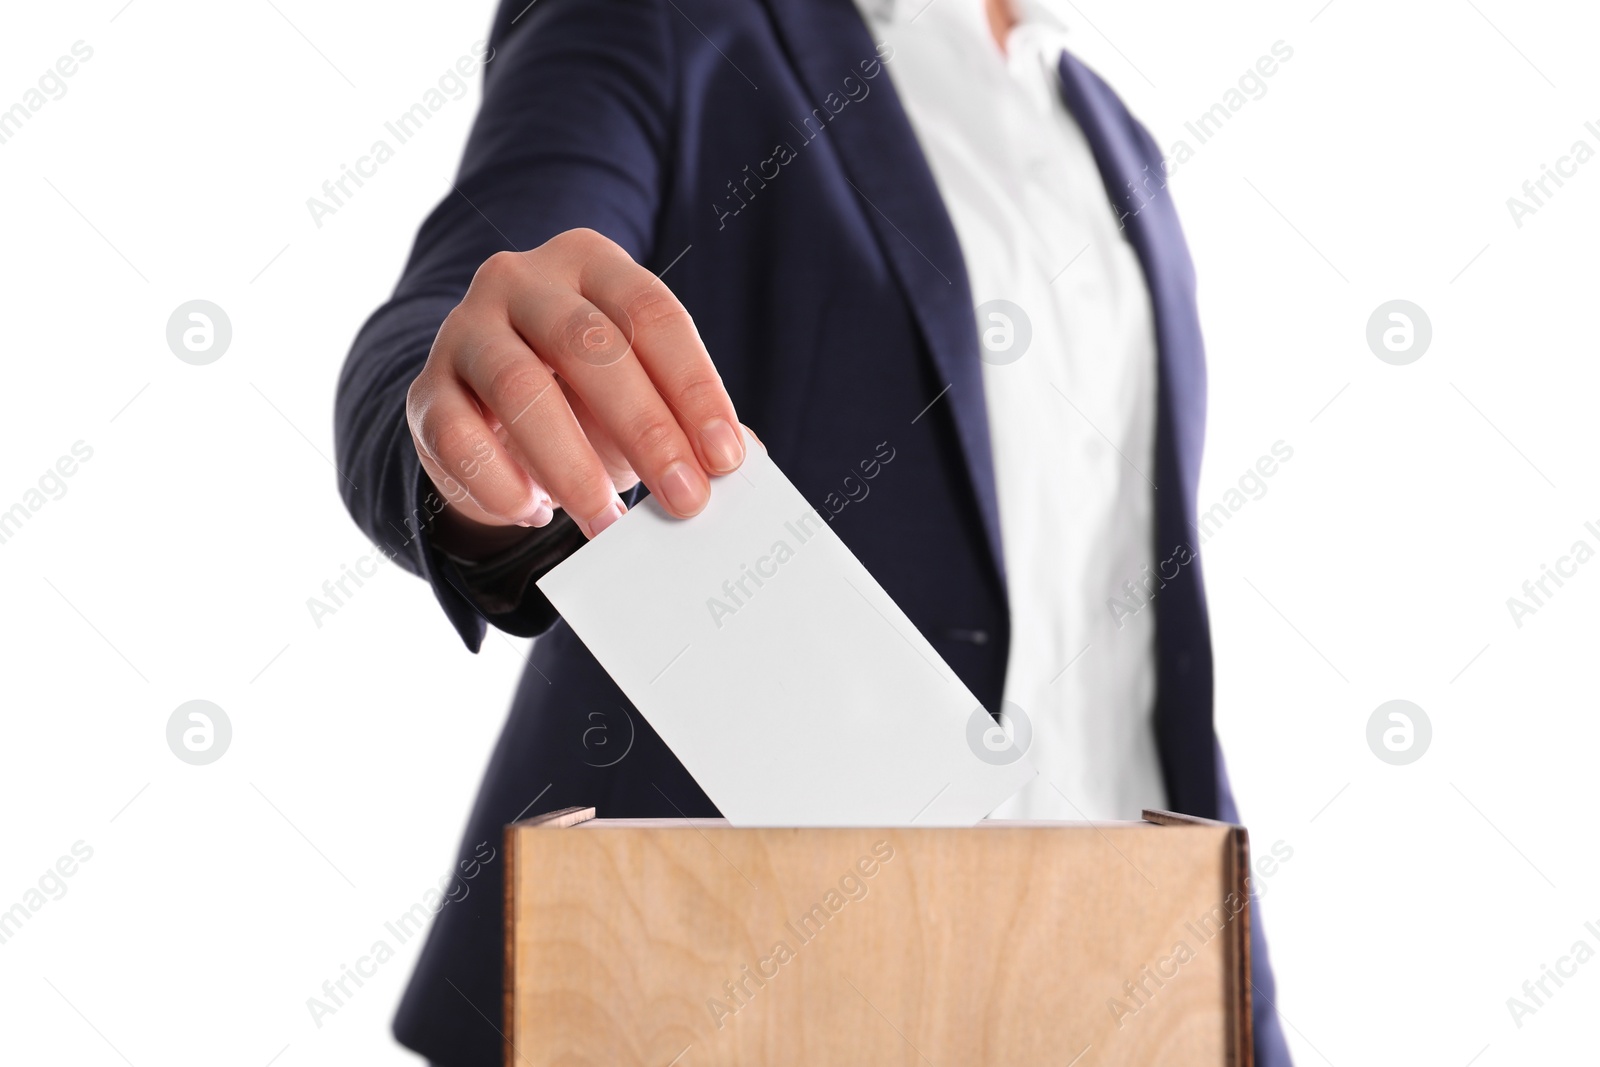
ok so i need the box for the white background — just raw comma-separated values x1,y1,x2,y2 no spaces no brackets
2,1,1596,1064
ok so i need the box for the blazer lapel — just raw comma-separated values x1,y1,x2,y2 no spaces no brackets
1056,50,1218,815
760,0,1008,594
1054,50,1208,524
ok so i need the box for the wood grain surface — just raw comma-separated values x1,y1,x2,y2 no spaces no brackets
507,814,1249,1067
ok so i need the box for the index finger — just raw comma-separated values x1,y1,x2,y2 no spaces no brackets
572,250,746,477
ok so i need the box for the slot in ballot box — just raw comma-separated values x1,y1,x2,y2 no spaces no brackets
504,808,1254,1067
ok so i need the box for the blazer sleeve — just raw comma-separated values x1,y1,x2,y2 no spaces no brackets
333,0,675,652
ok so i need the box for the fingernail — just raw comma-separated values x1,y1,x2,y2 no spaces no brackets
701,418,745,474
517,500,554,528
584,498,626,538
658,461,708,516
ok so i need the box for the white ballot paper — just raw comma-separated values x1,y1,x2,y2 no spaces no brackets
537,430,1036,826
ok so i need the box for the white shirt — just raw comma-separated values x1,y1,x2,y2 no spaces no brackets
854,0,1166,821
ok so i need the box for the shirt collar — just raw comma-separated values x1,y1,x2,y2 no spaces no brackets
854,0,1069,32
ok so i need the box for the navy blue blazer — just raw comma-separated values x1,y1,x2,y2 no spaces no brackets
334,1,1292,1063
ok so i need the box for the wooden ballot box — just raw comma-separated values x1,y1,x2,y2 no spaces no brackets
504,808,1254,1066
